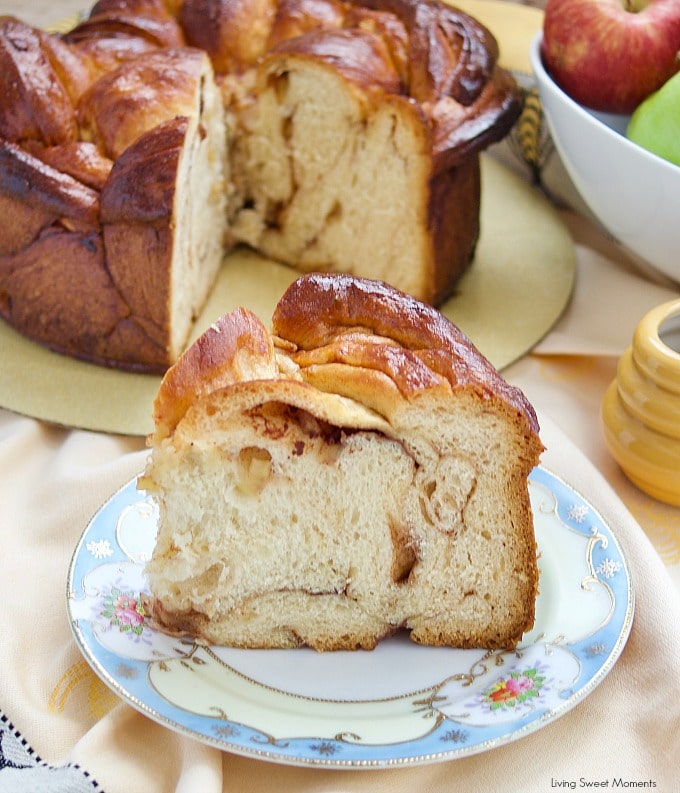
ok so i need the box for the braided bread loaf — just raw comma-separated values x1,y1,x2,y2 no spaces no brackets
142,273,543,651
0,0,522,371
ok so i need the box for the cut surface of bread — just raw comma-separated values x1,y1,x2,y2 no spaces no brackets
142,273,544,651
229,36,436,302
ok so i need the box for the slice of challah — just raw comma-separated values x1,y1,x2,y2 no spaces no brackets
141,273,543,651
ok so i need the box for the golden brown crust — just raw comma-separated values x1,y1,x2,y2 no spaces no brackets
180,0,278,73
66,0,186,50
271,273,540,434
430,67,524,172
151,308,278,442
77,47,205,159
100,115,188,225
38,30,97,105
0,141,100,230
0,225,166,366
289,330,446,398
427,155,480,303
268,0,346,49
266,28,402,94
26,141,113,191
65,31,161,84
0,18,78,146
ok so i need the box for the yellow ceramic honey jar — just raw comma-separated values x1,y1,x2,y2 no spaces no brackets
602,298,680,506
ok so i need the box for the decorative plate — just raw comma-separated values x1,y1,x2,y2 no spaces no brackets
67,466,633,768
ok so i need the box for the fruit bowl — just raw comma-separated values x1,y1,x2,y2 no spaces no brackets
530,31,680,285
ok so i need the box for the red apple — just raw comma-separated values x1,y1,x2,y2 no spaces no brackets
542,0,680,113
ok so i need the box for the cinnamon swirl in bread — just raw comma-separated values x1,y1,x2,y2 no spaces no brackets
141,274,543,651
0,0,522,372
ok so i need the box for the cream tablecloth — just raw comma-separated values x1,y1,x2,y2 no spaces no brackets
1,1,680,791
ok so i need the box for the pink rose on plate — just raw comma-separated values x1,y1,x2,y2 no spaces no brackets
505,675,534,695
102,587,148,635
113,595,146,629
483,667,546,710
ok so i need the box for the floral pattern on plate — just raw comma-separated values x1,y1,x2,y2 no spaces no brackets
67,466,634,767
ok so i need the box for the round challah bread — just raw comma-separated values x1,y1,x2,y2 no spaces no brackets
142,273,544,651
0,0,522,372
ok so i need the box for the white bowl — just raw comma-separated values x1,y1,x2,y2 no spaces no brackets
530,31,680,285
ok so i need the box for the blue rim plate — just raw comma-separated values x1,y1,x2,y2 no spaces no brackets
67,465,634,768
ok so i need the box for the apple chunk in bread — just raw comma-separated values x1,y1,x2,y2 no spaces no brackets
141,274,544,651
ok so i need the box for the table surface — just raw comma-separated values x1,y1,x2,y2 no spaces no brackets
1,1,679,792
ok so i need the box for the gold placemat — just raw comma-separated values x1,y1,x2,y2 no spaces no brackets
0,155,574,436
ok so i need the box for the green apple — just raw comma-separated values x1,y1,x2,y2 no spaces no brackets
627,70,680,167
